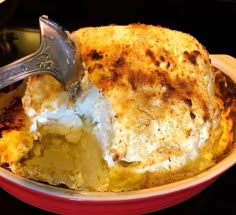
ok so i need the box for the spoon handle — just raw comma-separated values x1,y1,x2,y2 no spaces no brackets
0,42,58,90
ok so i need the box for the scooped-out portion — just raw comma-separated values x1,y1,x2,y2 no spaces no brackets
0,24,235,192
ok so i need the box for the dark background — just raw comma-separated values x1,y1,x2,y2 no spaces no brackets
2,0,236,57
0,0,236,214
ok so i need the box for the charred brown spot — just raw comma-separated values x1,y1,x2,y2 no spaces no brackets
166,61,171,69
160,56,165,62
88,63,103,74
112,153,120,162
0,163,10,170
154,70,176,100
183,50,200,65
162,83,175,102
178,81,188,90
185,128,192,137
128,70,139,90
128,70,157,91
146,49,160,66
111,69,120,82
200,100,209,122
203,113,209,122
190,111,196,119
0,97,25,137
177,79,195,97
215,69,236,114
129,78,136,90
162,86,175,102
113,57,125,67
88,49,103,60
166,83,175,92
183,98,192,107
111,148,126,162
155,70,168,84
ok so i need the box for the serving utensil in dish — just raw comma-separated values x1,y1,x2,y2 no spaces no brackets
0,15,81,92
0,54,235,215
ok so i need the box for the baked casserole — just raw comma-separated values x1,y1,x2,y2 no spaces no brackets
0,24,235,192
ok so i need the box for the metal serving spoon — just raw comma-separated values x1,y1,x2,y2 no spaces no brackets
0,15,82,94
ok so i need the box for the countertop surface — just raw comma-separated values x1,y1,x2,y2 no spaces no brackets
0,0,235,214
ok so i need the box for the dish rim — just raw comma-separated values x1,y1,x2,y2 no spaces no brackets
0,146,235,201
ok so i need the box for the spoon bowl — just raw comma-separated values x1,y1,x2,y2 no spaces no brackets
0,15,82,92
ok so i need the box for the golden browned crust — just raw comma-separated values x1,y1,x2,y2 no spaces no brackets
0,97,24,135
71,24,222,163
214,68,236,158
72,24,215,127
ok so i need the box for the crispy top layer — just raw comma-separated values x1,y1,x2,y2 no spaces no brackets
70,24,225,165
71,24,220,133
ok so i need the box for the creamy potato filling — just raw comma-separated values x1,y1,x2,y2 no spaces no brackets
20,123,109,191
